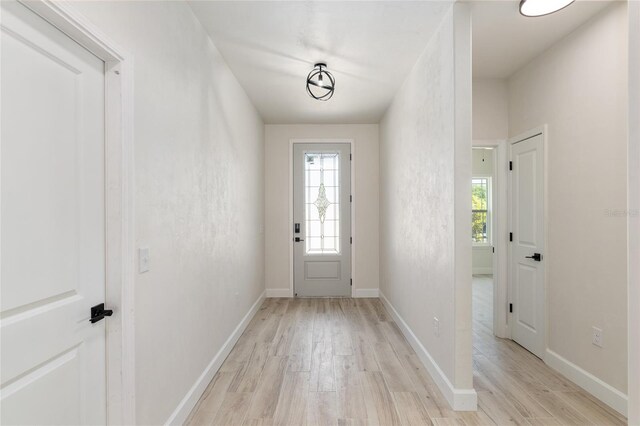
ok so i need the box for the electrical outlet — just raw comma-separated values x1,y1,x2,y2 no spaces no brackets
138,247,150,273
433,317,440,337
592,326,603,348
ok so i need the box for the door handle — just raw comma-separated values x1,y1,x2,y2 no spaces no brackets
295,237,304,242
525,253,543,262
90,303,113,323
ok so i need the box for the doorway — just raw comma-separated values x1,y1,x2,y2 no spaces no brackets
472,147,497,336
509,130,546,359
1,1,106,423
0,1,134,423
292,143,351,297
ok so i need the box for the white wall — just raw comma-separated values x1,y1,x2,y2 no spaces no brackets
472,149,494,275
69,2,265,424
472,78,509,141
509,2,628,399
264,124,379,296
628,2,640,422
379,4,475,408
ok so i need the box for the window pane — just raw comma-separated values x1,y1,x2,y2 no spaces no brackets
472,177,489,244
305,152,340,255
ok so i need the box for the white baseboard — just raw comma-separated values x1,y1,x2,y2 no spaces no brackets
265,288,292,298
379,291,477,411
165,291,266,425
353,288,379,298
545,349,627,417
472,267,493,275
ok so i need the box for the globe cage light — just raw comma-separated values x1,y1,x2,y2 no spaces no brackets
306,63,335,101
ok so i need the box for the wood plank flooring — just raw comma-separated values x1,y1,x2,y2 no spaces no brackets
186,281,627,425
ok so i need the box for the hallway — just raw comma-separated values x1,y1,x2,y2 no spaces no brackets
186,294,626,425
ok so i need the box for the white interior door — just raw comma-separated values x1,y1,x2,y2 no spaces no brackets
510,133,545,358
293,143,351,297
1,1,107,424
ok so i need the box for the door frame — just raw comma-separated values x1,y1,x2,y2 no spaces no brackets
507,125,549,356
289,138,355,298
16,1,136,423
472,140,508,338
628,1,640,422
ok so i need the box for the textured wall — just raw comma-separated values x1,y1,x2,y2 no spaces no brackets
70,2,265,424
509,3,627,394
379,5,473,392
264,124,379,295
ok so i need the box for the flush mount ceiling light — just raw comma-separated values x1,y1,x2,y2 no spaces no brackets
306,63,335,101
519,0,574,17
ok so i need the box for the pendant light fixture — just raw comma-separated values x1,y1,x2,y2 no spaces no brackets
519,0,574,17
306,63,335,101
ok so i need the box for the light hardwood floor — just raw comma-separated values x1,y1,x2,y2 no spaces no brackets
186,281,627,425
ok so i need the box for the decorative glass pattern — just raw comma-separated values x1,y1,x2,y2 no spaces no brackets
305,152,340,254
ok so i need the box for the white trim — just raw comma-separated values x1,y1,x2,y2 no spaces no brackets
628,1,640,424
472,267,493,275
473,140,508,339
165,291,266,426
379,291,477,411
288,138,355,298
265,288,293,298
545,349,627,417
17,2,136,424
353,288,379,298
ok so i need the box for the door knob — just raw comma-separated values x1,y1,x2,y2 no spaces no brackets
90,303,113,323
295,237,304,242
525,253,543,261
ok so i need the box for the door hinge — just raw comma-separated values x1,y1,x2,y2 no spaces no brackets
509,303,513,313
509,161,513,171
350,278,353,286
350,195,352,202
509,232,513,242
492,246,495,253
350,237,353,244
350,154,352,160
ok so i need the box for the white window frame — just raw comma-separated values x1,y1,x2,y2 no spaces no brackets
472,176,492,247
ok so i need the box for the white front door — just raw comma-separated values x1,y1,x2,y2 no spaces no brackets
510,133,545,358
1,1,107,424
293,143,351,297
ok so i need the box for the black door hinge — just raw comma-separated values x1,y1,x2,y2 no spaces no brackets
350,279,352,286
509,161,513,171
350,195,352,202
350,237,353,244
509,303,513,313
350,154,352,160
492,246,495,253
509,232,513,242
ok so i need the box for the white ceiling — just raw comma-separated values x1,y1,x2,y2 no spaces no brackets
471,0,614,78
188,1,453,124
189,0,615,124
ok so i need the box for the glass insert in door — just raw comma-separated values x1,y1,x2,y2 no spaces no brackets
305,152,340,254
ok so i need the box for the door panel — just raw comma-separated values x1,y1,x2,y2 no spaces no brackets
510,133,545,358
293,143,351,297
1,1,106,424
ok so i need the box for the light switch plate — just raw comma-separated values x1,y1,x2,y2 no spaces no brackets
138,247,150,273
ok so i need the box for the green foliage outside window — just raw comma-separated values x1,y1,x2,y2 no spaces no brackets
472,179,489,244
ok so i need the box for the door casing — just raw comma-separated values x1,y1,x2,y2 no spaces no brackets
15,2,136,423
288,139,355,298
507,126,548,357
